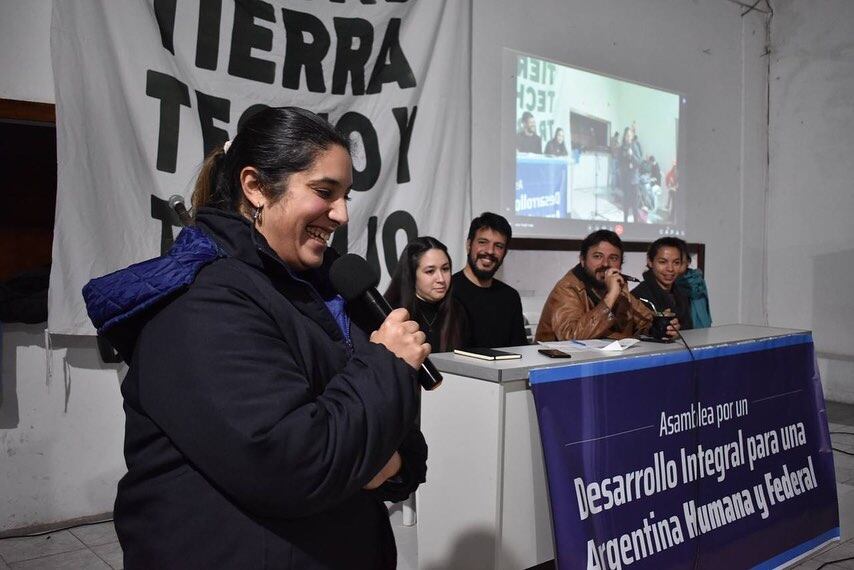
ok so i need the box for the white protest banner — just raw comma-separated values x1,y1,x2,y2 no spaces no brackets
49,0,471,335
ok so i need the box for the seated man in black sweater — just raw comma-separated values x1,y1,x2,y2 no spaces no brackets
451,212,528,348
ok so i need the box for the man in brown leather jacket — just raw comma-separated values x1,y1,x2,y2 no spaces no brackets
536,230,676,341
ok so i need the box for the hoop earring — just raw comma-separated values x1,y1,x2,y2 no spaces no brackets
252,204,263,226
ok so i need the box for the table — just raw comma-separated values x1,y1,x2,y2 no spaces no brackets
416,325,835,569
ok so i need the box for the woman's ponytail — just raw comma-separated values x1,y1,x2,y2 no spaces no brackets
191,145,226,212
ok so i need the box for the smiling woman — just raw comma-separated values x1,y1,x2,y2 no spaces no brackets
83,107,430,568
241,144,352,271
631,237,693,330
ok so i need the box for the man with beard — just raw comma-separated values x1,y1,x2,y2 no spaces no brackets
516,112,542,154
451,213,528,348
535,230,666,341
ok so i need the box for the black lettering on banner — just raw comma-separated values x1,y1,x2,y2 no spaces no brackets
331,17,374,95
366,18,415,94
238,104,272,132
366,215,380,279
228,0,276,84
391,106,416,183
153,0,177,55
332,220,384,276
381,210,417,275
282,8,331,93
196,91,231,156
146,70,191,173
331,211,420,280
336,112,381,191
196,0,223,70
330,224,348,257
150,194,183,255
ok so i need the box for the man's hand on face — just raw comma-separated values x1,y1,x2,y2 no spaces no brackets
603,268,626,309
604,268,625,294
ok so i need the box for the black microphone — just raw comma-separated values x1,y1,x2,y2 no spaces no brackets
329,254,443,391
620,273,640,282
168,195,193,227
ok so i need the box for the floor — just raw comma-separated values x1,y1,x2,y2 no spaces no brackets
3,402,854,569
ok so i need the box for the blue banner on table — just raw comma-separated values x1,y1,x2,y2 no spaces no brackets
515,155,568,218
530,334,838,569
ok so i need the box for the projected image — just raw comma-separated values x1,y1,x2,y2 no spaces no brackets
514,55,681,226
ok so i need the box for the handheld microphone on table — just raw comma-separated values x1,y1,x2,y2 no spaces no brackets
329,254,443,391
168,195,193,227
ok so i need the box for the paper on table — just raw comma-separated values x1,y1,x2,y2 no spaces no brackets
594,338,640,351
539,338,640,352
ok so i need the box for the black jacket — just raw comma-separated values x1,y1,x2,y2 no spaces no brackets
630,270,694,330
96,209,424,569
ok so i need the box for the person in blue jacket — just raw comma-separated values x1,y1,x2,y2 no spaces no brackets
83,108,428,569
676,250,713,328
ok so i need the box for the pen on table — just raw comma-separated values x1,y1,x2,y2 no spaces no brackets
569,340,586,348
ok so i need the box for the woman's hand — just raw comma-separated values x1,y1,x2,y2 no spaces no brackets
662,310,681,339
363,451,402,490
370,308,431,370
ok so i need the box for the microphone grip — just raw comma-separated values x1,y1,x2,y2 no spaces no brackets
364,290,443,390
418,358,443,391
364,289,394,324
620,273,640,283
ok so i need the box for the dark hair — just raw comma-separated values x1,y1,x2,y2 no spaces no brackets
466,212,512,245
647,237,689,263
622,126,632,144
521,111,534,122
384,237,465,352
580,230,624,260
191,107,350,213
552,128,564,140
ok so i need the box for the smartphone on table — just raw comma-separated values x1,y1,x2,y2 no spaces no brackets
538,348,572,358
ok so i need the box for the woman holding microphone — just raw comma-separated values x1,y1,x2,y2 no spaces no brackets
84,107,427,569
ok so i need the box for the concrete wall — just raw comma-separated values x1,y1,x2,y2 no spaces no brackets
767,0,854,402
1,325,125,532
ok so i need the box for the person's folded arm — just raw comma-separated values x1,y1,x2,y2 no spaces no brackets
369,428,427,503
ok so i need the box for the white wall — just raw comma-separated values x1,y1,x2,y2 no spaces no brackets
767,0,854,402
472,0,770,330
0,325,125,532
0,0,54,103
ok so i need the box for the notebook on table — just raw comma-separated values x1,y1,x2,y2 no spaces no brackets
453,348,523,361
